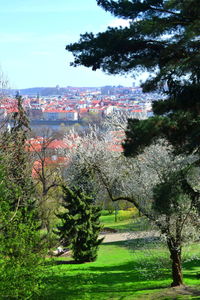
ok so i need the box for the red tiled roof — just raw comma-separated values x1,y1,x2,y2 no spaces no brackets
44,109,77,113
131,109,143,112
79,108,88,112
26,138,70,152
107,144,123,152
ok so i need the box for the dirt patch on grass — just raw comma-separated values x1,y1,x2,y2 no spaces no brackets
138,285,200,299
100,230,159,243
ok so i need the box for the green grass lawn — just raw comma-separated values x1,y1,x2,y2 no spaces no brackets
40,210,147,236
100,210,150,232
38,239,200,300
37,211,200,299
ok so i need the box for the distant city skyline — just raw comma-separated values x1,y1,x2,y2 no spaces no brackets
0,0,147,89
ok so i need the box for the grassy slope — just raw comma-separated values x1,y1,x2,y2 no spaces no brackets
100,211,150,232
39,240,200,300
37,211,200,299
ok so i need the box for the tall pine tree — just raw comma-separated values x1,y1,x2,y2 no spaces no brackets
66,0,200,157
0,94,44,298
1,94,35,217
56,186,103,263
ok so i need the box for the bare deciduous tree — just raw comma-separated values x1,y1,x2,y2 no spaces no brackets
27,129,63,233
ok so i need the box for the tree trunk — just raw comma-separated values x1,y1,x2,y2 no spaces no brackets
167,240,183,287
114,207,118,222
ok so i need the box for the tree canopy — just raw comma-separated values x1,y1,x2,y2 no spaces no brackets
67,0,200,91
66,0,200,156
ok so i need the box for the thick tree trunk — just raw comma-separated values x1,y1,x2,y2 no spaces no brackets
170,249,183,286
167,240,183,287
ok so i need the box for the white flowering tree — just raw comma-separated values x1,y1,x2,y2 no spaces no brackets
63,123,199,286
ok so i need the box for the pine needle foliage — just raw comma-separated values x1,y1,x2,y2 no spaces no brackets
56,186,103,263
0,94,45,298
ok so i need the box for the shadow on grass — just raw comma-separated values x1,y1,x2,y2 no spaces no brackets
75,261,169,277
38,260,200,299
54,260,78,265
103,236,163,250
183,259,200,270
38,257,172,300
39,239,200,299
183,286,200,296
39,267,169,300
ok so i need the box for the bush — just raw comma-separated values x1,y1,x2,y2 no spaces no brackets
0,217,45,299
0,166,45,299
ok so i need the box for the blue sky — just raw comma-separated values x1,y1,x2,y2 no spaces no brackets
0,0,144,89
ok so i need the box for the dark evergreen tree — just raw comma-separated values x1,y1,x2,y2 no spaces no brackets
56,186,103,263
0,95,44,298
1,94,34,217
0,93,40,247
66,0,200,157
56,187,78,248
